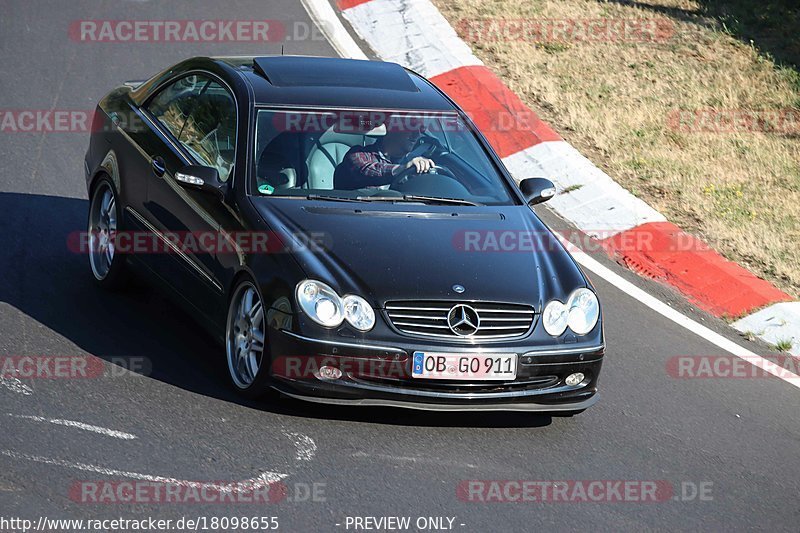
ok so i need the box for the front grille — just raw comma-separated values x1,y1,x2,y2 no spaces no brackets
384,300,536,340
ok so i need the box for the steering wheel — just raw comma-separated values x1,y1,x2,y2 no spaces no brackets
398,134,444,165
428,164,456,179
389,163,456,190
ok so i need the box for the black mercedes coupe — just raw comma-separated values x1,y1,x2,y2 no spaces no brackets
84,55,604,413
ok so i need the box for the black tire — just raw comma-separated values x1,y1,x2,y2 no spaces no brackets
88,177,130,290
554,409,586,417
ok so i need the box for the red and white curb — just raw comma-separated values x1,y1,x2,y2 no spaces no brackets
329,0,798,355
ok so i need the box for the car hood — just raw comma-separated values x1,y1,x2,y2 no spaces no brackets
250,198,587,310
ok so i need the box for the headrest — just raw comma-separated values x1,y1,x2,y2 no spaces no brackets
316,126,366,146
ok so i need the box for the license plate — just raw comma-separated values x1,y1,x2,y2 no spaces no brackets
411,352,517,380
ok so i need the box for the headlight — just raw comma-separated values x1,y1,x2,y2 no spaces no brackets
543,288,600,336
566,288,599,335
296,280,344,328
542,299,568,336
342,294,376,331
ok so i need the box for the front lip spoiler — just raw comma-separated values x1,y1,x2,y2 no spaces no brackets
283,372,593,400
272,386,598,412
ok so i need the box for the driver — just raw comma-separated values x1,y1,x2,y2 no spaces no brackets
333,128,435,190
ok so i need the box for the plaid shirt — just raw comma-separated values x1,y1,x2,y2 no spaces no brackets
333,142,400,189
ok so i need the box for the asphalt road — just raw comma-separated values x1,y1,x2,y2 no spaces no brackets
0,1,798,532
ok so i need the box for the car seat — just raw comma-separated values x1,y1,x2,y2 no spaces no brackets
304,127,368,189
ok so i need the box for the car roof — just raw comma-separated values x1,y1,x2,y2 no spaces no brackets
212,55,458,112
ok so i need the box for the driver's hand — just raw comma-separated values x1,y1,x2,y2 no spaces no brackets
406,157,435,174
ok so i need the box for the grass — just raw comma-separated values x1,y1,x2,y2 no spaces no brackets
562,184,584,194
774,338,794,352
432,0,800,299
739,330,759,342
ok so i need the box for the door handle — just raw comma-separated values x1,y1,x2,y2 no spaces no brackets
152,156,166,177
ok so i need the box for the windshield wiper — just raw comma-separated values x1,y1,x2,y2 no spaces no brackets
358,194,482,206
260,194,365,202
305,194,369,203
269,193,481,206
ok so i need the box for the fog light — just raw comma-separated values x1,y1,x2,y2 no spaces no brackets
565,372,585,386
316,366,342,381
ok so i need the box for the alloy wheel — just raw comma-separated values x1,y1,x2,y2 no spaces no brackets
226,282,267,389
88,182,117,280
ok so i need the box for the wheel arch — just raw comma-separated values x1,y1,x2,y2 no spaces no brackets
88,149,122,197
227,268,296,332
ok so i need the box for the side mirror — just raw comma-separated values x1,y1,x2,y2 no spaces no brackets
519,177,556,206
174,165,227,198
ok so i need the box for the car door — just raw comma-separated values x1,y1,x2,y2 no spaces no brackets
138,73,237,321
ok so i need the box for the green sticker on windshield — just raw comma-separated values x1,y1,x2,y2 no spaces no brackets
258,183,275,195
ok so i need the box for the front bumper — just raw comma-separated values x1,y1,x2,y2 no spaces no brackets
268,329,604,412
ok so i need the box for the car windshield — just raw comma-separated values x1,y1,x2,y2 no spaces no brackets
251,109,517,205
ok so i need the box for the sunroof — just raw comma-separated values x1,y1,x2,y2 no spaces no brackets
252,56,418,92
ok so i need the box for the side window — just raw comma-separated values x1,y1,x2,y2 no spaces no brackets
180,82,236,182
146,74,237,182
146,74,205,140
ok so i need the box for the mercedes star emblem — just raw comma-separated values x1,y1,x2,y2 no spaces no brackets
447,304,480,336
